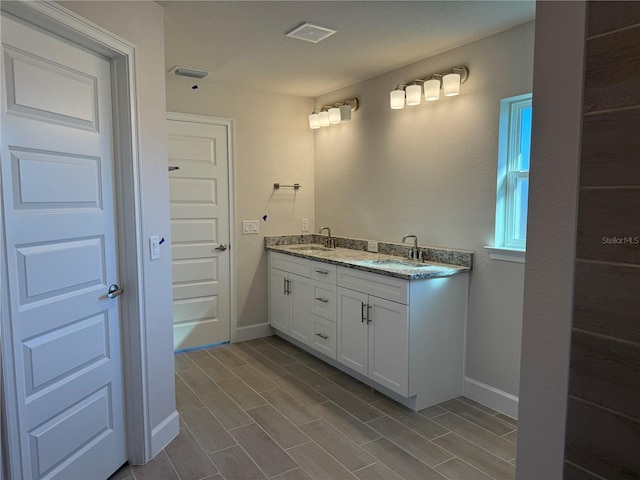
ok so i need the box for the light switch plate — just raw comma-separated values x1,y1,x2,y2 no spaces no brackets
302,218,309,232
242,220,260,234
149,235,160,260
367,241,378,253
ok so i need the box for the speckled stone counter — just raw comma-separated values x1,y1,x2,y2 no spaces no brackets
265,235,472,280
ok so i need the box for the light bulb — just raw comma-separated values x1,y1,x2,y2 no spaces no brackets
339,104,352,121
443,73,461,96
405,84,422,106
390,89,405,109
328,107,341,124
308,113,320,129
424,78,440,101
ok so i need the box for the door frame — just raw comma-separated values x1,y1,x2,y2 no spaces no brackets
167,112,237,343
0,1,151,476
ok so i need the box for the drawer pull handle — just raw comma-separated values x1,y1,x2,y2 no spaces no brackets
315,333,329,340
315,269,329,275
361,302,367,323
315,297,329,303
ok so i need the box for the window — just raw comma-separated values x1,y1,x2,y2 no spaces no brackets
492,93,532,258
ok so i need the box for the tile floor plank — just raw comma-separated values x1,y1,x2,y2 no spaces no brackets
272,375,327,406
244,353,291,378
309,402,382,445
253,344,299,366
209,445,268,480
246,404,310,449
432,432,516,480
261,388,320,425
440,399,516,436
264,335,305,356
319,385,384,422
325,372,383,404
371,398,449,439
353,462,402,480
201,390,253,430
291,351,340,376
230,364,277,392
433,458,493,480
192,355,237,382
181,407,236,453
299,419,376,472
272,468,314,480
131,451,179,480
431,412,517,461
174,353,195,371
217,377,267,410
361,438,447,480
285,362,336,390
287,441,358,480
177,366,221,396
208,346,248,368
229,423,298,477
175,374,203,413
164,429,219,480
366,416,453,467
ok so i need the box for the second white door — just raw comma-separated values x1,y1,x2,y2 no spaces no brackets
167,115,231,350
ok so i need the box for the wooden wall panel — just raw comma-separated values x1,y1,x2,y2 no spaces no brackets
583,26,640,113
580,107,640,187
568,329,640,420
587,1,640,37
573,261,640,343
565,397,640,479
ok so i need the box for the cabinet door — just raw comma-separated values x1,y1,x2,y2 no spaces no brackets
270,268,290,333
368,296,409,396
289,273,311,345
337,287,369,376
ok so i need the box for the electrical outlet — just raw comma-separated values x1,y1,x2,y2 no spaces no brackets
302,218,309,232
242,220,259,234
367,241,378,253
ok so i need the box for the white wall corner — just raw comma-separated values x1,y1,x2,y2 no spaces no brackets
235,323,274,342
150,411,179,459
464,377,519,419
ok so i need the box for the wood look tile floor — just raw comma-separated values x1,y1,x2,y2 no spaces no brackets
110,336,517,480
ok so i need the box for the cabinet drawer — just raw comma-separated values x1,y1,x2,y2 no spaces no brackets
337,266,408,304
270,252,310,277
311,282,337,322
311,261,337,283
310,315,336,359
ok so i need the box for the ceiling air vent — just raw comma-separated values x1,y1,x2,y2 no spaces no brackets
286,23,337,44
170,66,209,79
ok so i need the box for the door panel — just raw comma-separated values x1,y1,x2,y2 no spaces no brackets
336,287,368,376
289,273,311,345
168,118,231,350
1,14,125,479
270,268,290,333
368,298,409,395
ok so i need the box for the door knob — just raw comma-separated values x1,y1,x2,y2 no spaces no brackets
215,244,228,251
107,284,124,298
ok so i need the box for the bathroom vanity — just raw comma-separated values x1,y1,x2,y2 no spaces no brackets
266,236,471,411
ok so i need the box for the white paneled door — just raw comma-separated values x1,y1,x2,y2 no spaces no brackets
0,14,126,480
168,115,231,350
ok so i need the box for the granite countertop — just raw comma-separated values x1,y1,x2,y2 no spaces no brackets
266,244,470,280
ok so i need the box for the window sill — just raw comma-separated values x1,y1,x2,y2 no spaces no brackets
484,246,525,263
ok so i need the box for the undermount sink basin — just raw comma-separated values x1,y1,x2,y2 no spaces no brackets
351,259,437,270
289,245,333,252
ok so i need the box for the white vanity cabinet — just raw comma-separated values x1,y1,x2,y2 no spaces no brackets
268,250,469,411
269,253,311,344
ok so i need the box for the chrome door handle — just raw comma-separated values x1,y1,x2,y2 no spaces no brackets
215,244,228,251
107,284,124,298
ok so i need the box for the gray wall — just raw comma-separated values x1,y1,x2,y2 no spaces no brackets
314,23,535,402
516,2,587,478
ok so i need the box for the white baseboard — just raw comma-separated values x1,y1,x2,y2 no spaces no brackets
464,377,519,420
235,323,274,342
150,410,179,458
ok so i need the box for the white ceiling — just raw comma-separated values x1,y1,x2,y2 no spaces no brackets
161,1,535,98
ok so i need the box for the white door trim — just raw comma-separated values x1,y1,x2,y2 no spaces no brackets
0,1,151,476
167,112,237,343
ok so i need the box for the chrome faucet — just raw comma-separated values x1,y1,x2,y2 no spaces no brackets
319,226,335,248
402,234,420,260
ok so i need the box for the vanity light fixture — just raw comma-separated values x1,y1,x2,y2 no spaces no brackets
389,66,468,109
308,98,359,129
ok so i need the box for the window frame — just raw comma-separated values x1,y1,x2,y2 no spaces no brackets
493,93,532,256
